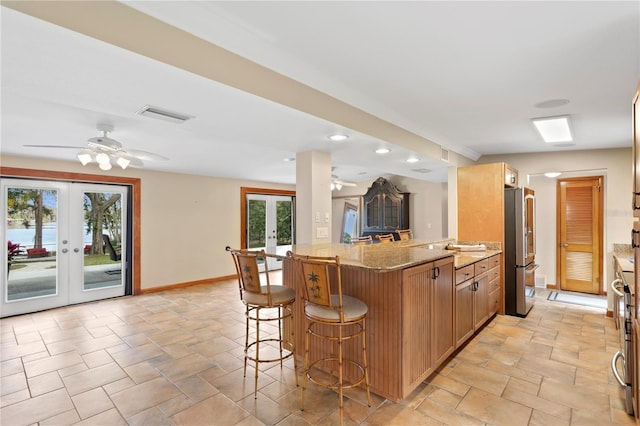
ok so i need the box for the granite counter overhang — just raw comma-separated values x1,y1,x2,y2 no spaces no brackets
454,250,502,269
269,240,501,272
270,239,453,271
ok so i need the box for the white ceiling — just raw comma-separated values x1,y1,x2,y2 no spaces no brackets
1,1,639,185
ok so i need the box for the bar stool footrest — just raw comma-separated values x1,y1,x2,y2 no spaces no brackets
306,357,367,391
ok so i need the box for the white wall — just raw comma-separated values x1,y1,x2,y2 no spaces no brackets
481,148,633,307
2,155,294,291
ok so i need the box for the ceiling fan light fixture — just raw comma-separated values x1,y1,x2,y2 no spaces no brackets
98,161,112,171
116,156,131,169
95,152,110,165
77,150,93,166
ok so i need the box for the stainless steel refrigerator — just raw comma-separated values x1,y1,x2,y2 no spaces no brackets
504,187,537,317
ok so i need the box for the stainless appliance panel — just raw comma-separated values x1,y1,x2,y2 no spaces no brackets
505,187,536,317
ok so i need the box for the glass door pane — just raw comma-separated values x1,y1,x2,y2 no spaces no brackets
2,179,68,317
246,194,293,271
69,184,126,304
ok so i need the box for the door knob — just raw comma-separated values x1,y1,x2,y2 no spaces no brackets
562,243,569,248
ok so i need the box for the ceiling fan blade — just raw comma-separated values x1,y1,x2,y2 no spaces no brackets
335,179,357,187
23,144,83,149
125,149,169,161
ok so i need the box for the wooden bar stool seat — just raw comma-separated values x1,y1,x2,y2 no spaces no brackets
396,229,413,240
227,247,298,398
350,235,373,245
292,254,371,425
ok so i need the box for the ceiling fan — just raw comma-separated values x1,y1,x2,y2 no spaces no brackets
331,168,357,191
24,123,168,170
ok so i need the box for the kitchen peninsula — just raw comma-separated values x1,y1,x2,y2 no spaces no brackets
273,240,501,402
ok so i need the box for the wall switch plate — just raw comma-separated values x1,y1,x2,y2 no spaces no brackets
315,212,320,222
316,227,329,238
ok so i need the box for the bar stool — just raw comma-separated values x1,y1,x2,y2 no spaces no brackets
350,235,372,245
396,229,413,240
292,254,371,425
376,233,395,243
227,247,298,398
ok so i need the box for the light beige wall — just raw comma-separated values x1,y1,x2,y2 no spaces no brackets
331,175,448,241
480,148,633,305
1,155,294,291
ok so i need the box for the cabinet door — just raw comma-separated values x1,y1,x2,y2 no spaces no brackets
455,279,474,347
402,262,433,392
432,258,455,366
473,273,490,329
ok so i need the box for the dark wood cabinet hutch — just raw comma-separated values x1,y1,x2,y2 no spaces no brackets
362,177,409,240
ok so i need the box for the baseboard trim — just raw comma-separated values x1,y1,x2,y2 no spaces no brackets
606,310,613,318
546,283,559,290
139,274,236,294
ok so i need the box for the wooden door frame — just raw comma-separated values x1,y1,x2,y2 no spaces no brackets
555,175,604,294
1,167,142,295
240,187,295,249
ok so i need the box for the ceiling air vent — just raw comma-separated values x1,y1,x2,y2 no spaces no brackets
412,168,431,174
136,105,194,124
441,148,449,163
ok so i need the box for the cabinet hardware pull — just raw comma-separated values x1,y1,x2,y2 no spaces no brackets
632,229,640,248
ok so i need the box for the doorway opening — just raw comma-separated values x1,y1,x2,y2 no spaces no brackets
241,187,295,272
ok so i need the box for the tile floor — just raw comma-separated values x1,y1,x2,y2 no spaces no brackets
0,278,635,426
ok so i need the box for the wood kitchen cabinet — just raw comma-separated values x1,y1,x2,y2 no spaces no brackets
454,255,499,348
402,257,454,394
458,162,515,315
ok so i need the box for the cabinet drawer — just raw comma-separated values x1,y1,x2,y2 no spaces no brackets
489,288,499,315
490,277,500,292
456,265,474,285
489,254,500,269
474,259,489,275
488,267,500,282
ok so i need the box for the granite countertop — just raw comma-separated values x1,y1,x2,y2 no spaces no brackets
453,250,502,269
613,244,634,295
269,240,453,271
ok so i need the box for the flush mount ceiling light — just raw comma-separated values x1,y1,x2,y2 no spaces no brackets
136,105,194,124
376,148,390,154
544,172,562,178
532,115,573,143
328,134,349,142
406,157,419,163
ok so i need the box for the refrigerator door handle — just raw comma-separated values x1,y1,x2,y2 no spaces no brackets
525,264,539,273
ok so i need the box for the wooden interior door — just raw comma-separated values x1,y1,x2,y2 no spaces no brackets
557,176,603,294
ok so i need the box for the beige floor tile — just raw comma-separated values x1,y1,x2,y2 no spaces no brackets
39,408,81,426
74,407,128,425
538,377,610,414
61,361,127,396
125,360,162,384
0,358,24,376
23,351,84,378
363,400,440,425
82,349,115,368
415,397,484,426
237,392,292,425
457,387,532,425
171,393,250,426
1,372,27,396
111,376,183,418
71,387,114,419
0,388,74,426
128,406,175,426
174,374,220,402
446,361,510,396
27,370,64,397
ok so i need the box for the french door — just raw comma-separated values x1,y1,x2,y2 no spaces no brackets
2,179,128,317
246,194,294,271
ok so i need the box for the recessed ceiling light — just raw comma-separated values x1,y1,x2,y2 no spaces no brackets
376,148,390,154
534,99,570,109
328,134,349,142
532,115,573,143
406,157,419,163
283,157,295,162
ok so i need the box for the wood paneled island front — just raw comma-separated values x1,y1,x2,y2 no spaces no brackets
272,240,457,402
